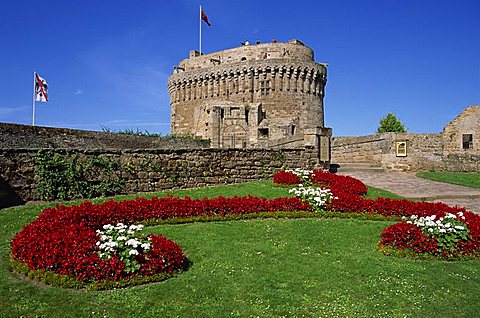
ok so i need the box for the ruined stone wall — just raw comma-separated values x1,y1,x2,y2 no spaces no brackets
442,106,480,155
0,147,320,208
332,132,479,172
332,106,480,172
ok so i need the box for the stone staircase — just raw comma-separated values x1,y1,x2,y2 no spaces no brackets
329,162,384,173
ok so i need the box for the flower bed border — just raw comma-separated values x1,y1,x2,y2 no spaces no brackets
376,244,479,261
9,256,190,291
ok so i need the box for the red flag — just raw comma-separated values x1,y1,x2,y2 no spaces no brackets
201,7,211,26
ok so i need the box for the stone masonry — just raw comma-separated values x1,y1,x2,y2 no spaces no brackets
0,147,320,208
332,106,480,172
168,39,331,149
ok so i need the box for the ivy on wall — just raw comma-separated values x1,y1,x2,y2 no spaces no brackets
35,149,125,201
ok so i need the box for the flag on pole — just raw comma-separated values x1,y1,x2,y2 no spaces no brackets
34,73,48,102
201,7,211,26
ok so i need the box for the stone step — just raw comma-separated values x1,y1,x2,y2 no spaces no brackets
329,162,384,173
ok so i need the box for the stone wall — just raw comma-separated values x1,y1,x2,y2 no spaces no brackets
443,106,480,154
0,123,209,150
332,106,480,172
332,132,480,172
0,147,321,208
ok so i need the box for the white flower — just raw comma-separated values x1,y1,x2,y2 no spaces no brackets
126,239,140,247
129,249,139,256
141,243,151,250
439,229,446,233
117,236,127,241
428,228,434,233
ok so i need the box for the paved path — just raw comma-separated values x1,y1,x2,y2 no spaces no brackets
338,171,480,214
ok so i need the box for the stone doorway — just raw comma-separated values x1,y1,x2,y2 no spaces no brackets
222,125,246,148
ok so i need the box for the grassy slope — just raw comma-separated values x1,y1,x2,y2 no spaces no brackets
416,172,480,189
1,181,478,317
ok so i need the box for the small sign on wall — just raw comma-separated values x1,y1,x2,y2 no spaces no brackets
396,141,407,157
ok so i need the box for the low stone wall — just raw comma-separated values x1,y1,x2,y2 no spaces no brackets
0,147,321,208
332,132,480,172
0,123,209,150
330,135,388,164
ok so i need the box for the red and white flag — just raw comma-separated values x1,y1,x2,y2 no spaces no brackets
34,73,48,102
201,7,211,26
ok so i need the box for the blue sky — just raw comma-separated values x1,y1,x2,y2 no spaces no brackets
1,0,478,136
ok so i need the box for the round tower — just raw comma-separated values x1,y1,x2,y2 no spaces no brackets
168,39,327,148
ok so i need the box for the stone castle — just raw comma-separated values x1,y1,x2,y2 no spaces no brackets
168,39,331,149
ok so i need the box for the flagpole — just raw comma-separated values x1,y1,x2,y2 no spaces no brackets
199,5,202,54
32,72,36,126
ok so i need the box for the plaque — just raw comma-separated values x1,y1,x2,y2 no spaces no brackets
396,141,407,157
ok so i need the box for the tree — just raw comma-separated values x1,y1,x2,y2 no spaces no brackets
376,113,407,133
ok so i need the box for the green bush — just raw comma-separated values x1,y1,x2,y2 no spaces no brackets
35,149,125,200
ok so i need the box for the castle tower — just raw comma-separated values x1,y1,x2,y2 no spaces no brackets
168,39,329,149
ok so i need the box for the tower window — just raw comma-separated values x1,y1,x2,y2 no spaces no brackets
462,134,473,149
260,80,271,96
258,128,269,138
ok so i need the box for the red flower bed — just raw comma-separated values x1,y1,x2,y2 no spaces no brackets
379,211,480,257
379,222,440,254
12,170,480,286
273,169,466,217
10,196,311,285
273,169,479,258
311,170,368,196
272,169,368,196
273,171,302,185
328,195,466,217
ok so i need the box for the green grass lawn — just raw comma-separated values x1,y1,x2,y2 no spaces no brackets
1,181,478,317
416,172,480,189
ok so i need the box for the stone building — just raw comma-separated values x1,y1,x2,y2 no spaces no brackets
168,39,331,149
443,105,479,154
